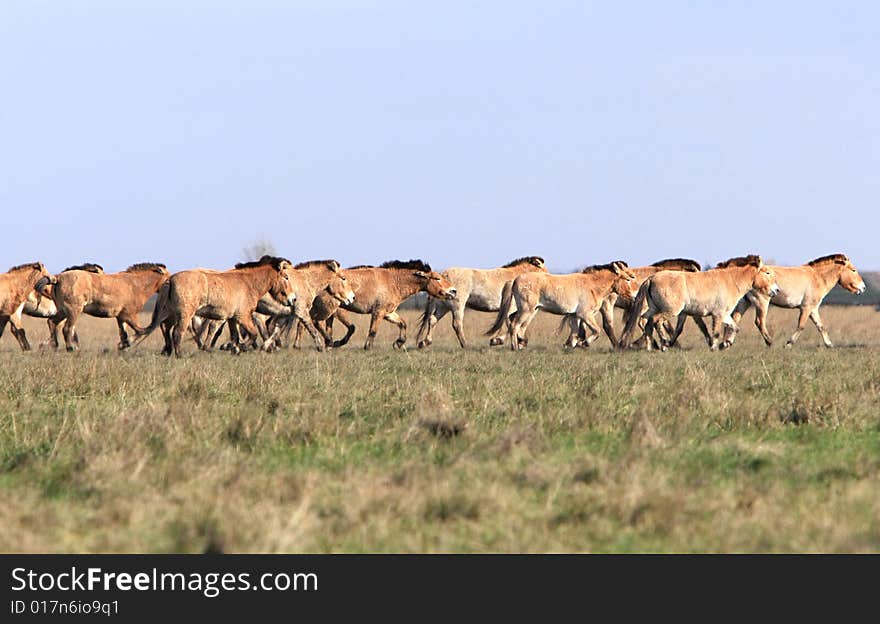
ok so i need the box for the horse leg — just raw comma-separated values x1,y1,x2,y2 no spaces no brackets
115,311,144,350
293,307,326,352
364,311,382,351
205,321,229,352
809,307,833,348
7,309,30,351
157,316,173,356
785,307,811,348
384,311,408,350
116,318,131,350
416,297,441,348
449,305,468,349
61,307,81,352
691,316,713,347
332,310,357,348
599,299,618,348
172,311,197,357
44,315,63,350
292,320,305,349
565,316,581,348
753,299,773,347
579,312,603,348
510,307,538,351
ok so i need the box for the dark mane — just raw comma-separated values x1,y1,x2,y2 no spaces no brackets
379,259,432,272
234,255,291,270
7,262,43,273
582,260,628,274
63,263,104,273
651,258,701,272
126,262,167,273
807,253,849,266
502,256,545,268
347,264,374,270
716,255,762,269
294,259,340,271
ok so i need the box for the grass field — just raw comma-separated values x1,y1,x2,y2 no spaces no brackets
1,305,879,553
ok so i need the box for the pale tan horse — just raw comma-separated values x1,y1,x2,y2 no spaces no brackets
294,260,457,350
489,261,639,350
620,255,779,351
0,262,53,350
729,253,866,348
415,256,548,349
135,256,297,357
13,264,104,348
568,258,707,348
194,260,355,352
40,263,169,351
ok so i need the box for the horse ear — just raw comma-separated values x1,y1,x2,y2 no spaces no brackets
278,260,291,270
611,262,623,275
413,271,427,279
329,260,340,272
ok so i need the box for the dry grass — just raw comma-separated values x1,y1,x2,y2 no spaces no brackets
1,305,879,553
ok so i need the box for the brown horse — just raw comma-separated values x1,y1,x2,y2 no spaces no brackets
11,264,105,348
729,254,866,348
620,255,779,351
0,262,54,350
489,261,640,350
195,260,355,352
415,256,547,349
294,260,457,350
136,256,297,356
40,263,169,351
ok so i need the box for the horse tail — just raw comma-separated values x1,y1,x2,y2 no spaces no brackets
133,281,171,346
619,279,652,348
486,281,515,336
416,295,437,342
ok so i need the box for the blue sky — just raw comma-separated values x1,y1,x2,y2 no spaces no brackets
1,1,877,273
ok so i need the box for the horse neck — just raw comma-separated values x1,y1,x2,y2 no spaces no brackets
809,262,842,295
7,268,41,301
238,265,278,297
390,270,425,298
587,271,618,296
725,265,758,295
301,268,332,293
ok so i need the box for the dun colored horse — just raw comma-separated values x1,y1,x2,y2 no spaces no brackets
620,255,779,351
0,262,53,350
294,260,457,350
39,263,169,351
567,258,706,348
489,261,639,350
415,256,547,349
729,254,866,348
195,260,354,352
136,256,297,356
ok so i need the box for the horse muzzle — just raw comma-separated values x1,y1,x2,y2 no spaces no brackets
444,288,457,300
344,292,356,305
856,283,866,295
768,284,780,297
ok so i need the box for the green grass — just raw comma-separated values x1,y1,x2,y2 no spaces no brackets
1,306,879,552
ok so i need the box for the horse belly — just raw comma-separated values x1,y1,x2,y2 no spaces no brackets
83,302,114,318
197,305,228,321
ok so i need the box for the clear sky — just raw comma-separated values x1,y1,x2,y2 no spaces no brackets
1,1,877,273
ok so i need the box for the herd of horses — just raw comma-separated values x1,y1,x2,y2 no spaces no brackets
0,253,867,356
